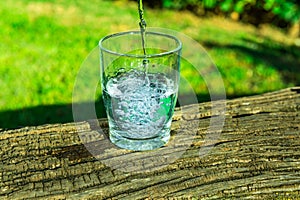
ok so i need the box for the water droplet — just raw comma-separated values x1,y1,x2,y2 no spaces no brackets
119,68,126,73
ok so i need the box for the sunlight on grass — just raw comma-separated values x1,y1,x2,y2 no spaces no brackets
0,0,298,128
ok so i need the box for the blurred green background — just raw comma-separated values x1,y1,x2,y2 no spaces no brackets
0,0,299,129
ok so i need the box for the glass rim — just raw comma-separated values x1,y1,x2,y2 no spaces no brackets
99,31,182,58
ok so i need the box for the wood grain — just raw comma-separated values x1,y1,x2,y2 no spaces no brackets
1,87,300,199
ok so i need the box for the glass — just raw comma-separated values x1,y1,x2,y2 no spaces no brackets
99,31,182,151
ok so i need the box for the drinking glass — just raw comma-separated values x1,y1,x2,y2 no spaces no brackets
99,31,182,151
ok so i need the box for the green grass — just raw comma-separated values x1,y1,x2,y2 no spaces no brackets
0,0,299,129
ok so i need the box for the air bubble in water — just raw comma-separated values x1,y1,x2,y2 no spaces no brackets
104,70,177,137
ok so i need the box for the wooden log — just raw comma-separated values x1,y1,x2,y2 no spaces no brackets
1,87,300,199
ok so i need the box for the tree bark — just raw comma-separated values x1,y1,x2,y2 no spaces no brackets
1,87,300,199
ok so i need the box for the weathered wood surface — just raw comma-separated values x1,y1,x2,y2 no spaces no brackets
1,87,300,199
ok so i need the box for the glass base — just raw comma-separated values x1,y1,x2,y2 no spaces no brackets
109,129,170,151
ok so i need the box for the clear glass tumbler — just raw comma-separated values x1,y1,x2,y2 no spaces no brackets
99,31,182,151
